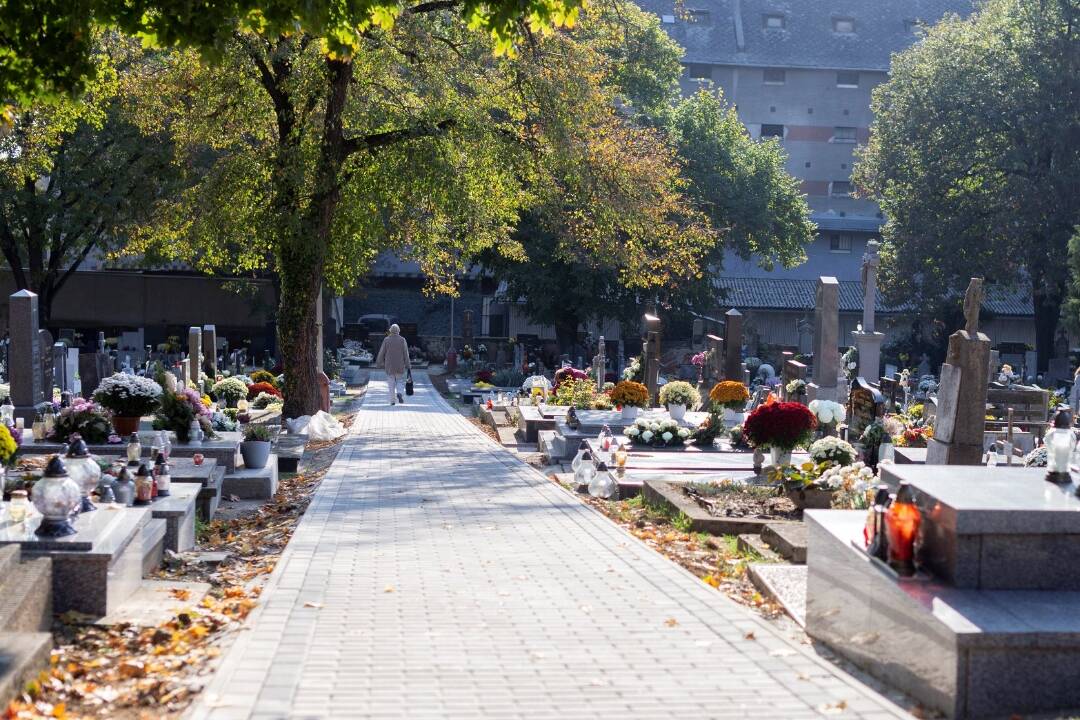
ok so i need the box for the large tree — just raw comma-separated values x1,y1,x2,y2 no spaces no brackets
121,1,708,415
0,45,178,324
853,0,1080,369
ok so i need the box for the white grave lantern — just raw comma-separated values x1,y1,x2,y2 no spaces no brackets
588,461,618,499
573,451,595,488
65,438,101,513
1045,408,1075,483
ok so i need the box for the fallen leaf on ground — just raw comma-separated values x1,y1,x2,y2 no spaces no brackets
744,631,756,640
303,601,324,609
383,585,395,593
664,618,678,627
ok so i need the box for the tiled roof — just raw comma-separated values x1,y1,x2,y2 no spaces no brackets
713,277,1033,316
638,0,973,71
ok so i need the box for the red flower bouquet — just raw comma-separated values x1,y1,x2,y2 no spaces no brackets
742,401,817,451
553,367,589,388
247,382,283,400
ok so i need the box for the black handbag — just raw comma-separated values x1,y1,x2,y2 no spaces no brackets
405,370,414,396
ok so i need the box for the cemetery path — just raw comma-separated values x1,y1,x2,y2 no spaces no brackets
190,372,911,720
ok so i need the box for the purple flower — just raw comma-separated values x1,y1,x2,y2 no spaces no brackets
6,423,22,447
107,433,122,444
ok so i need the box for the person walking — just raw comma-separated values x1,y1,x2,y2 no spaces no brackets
376,324,412,405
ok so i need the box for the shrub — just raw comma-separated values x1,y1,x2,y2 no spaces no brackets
247,382,282,400
743,401,817,451
610,381,649,408
211,377,249,404
252,391,282,410
250,369,278,388
93,374,163,417
551,379,596,409
243,424,272,442
658,381,700,408
48,398,113,444
709,381,750,411
152,390,215,441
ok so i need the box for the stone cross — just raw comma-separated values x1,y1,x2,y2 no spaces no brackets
722,309,743,381
202,325,218,377
8,290,44,417
963,277,985,335
810,277,840,401
97,331,106,353
188,327,202,382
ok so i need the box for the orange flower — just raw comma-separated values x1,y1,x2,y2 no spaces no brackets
610,381,649,408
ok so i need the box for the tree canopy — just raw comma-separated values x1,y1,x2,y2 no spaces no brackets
0,0,583,109
854,0,1080,369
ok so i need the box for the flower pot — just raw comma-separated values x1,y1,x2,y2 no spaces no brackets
621,406,640,420
111,416,141,436
770,447,792,467
240,440,272,470
668,403,687,421
723,409,744,427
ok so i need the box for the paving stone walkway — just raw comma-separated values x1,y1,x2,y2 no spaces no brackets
191,372,910,719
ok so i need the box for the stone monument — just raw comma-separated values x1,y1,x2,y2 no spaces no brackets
808,277,840,403
9,290,45,420
706,334,724,384
187,327,202,383
202,325,218,377
594,336,606,391
722,309,743,381
926,277,991,465
851,241,885,381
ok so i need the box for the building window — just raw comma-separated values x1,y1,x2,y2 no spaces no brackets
684,64,712,80
760,124,785,139
833,17,855,33
661,14,675,23
830,180,852,197
763,68,786,85
763,13,785,29
904,18,920,33
836,71,860,88
686,9,711,24
830,234,853,252
833,126,856,142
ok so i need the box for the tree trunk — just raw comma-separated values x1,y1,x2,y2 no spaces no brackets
554,315,579,357
279,268,321,418
1033,283,1062,373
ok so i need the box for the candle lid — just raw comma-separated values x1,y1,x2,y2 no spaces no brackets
45,455,69,477
128,433,140,443
135,463,152,478
66,438,90,458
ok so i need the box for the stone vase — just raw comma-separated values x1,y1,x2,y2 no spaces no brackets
668,404,687,422
111,415,140,436
723,409,745,427
621,406,640,421
770,447,792,467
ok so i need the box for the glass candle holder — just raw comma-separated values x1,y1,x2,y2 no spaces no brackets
7,489,29,523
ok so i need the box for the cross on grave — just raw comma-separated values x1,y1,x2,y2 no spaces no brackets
594,336,606,391
808,277,840,402
852,241,885,380
926,277,991,465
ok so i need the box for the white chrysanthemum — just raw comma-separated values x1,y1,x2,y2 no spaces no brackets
650,423,660,432
662,432,673,443
642,430,654,442
626,427,640,437
678,428,690,438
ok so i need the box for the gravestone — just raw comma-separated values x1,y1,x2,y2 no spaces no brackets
691,318,704,347
796,318,812,355
722,309,743,381
851,241,885,381
66,347,81,396
9,290,45,419
782,359,808,404
926,278,991,465
52,342,69,393
879,375,900,412
706,334,723,384
38,330,53,398
79,352,113,397
642,314,661,404
847,377,884,440
202,325,218,377
594,336,606,390
462,310,475,349
808,277,840,403
179,357,190,389
917,353,931,378
988,349,1001,381
187,328,202,384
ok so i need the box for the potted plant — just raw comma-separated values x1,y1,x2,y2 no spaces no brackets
709,381,750,425
808,399,846,437
240,423,273,469
211,377,249,408
658,381,700,422
742,401,817,467
610,381,649,420
153,389,215,442
93,374,163,435
48,398,117,444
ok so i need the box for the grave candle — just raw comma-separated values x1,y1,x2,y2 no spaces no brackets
113,466,135,506
588,461,618,499
127,433,142,463
573,451,595,488
7,489,29,523
1045,408,1074,483
133,463,153,506
885,482,920,576
65,438,101,513
614,443,628,469
14,417,23,431
153,452,171,497
32,456,81,537
570,440,590,474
